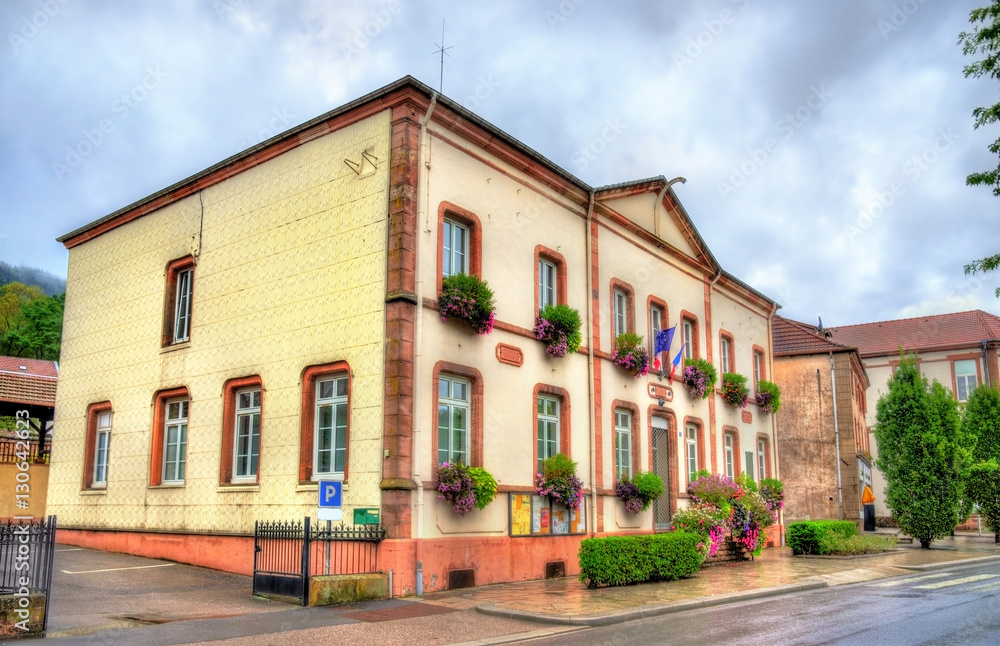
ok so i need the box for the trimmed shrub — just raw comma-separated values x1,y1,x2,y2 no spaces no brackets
578,532,704,588
787,520,859,555
819,532,898,555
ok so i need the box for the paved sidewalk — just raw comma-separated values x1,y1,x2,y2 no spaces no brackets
421,531,1000,632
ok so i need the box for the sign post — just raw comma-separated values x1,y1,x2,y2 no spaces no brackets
318,481,342,575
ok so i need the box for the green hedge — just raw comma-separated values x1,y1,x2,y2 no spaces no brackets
577,532,703,588
787,520,859,555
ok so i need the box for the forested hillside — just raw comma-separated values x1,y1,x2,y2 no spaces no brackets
0,262,65,296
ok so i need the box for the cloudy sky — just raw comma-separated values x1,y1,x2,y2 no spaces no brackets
2,0,998,326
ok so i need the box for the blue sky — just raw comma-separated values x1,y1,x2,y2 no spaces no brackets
2,0,998,326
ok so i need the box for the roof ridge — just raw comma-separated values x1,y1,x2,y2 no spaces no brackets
776,316,858,350
831,309,989,331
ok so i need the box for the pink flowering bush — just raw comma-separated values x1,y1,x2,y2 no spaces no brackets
438,274,496,335
612,333,649,378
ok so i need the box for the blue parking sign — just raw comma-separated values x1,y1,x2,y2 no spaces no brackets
319,481,342,508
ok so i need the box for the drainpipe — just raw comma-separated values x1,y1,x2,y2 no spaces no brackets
830,352,845,521
981,339,991,388
412,92,437,596
652,177,686,240
765,303,781,542
585,190,597,536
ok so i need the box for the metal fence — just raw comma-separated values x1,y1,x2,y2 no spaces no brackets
0,516,57,632
253,518,386,605
0,439,51,465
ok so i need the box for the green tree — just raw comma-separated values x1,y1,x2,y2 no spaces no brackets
2,293,64,360
966,461,1000,543
0,282,44,343
960,2,1000,294
960,385,1000,541
874,357,968,548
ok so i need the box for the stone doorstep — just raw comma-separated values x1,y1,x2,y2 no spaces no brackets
308,573,389,606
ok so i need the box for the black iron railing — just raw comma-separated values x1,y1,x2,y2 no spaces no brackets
0,516,57,632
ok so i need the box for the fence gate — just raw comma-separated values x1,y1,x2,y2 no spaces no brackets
252,518,310,605
1,516,57,634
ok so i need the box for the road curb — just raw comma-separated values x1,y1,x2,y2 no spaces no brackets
899,554,1000,571
474,579,829,627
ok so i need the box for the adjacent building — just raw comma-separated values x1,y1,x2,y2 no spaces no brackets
48,76,779,594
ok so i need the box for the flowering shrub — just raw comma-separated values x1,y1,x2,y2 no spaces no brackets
535,452,584,510
616,471,665,514
755,380,782,415
534,304,582,358
721,373,750,408
438,274,496,335
687,473,742,509
436,462,476,515
682,358,717,400
612,332,649,378
760,477,785,518
671,504,730,557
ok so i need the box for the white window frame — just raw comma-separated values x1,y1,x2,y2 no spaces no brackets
442,218,469,278
174,268,193,343
686,423,698,482
745,450,756,483
683,320,694,360
537,395,560,472
93,411,111,487
615,409,632,480
757,438,767,481
539,259,556,311
233,388,261,482
314,376,348,478
754,351,763,387
438,375,470,465
163,398,188,484
650,306,663,358
721,337,731,374
955,359,978,402
613,289,627,337
724,433,734,480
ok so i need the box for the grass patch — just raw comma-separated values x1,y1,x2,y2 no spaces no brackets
819,533,898,555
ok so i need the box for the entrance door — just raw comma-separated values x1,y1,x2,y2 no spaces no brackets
651,416,672,530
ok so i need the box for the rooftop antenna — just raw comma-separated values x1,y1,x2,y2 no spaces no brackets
431,20,453,93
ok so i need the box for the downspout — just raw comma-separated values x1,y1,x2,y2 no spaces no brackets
412,92,437,596
766,303,781,543
830,352,845,521
585,190,597,536
981,339,991,388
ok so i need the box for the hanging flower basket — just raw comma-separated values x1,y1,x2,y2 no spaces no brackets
615,471,665,514
533,304,582,358
682,358,717,400
721,373,750,408
435,462,498,514
612,332,649,378
438,274,496,335
754,380,782,415
534,453,584,510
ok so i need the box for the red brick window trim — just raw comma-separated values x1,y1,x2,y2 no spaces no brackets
437,202,483,294
719,330,735,375
722,426,741,480
220,375,264,486
299,362,352,484
533,384,571,476
755,433,771,480
752,345,767,388
648,296,669,361
83,401,113,490
609,278,636,348
534,245,568,313
682,416,706,486
612,400,640,480
431,361,484,478
163,256,195,347
149,386,190,487
679,310,699,361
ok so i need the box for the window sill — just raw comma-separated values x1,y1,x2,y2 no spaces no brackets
218,484,259,493
298,481,348,492
149,483,185,489
161,341,191,354
80,488,107,495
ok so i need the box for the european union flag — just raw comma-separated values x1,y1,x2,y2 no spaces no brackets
655,326,675,356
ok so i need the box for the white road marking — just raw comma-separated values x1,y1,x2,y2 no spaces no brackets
967,582,1000,593
61,563,176,574
915,574,999,590
55,548,83,552
870,573,952,587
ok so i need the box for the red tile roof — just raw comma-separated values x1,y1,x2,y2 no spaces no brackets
773,316,856,356
828,310,1000,357
0,357,58,407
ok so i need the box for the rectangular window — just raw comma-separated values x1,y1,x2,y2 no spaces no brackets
233,388,261,481
615,409,632,480
93,411,111,487
438,376,470,465
955,359,978,402
315,377,348,476
442,219,469,277
163,398,188,484
537,396,560,472
650,306,663,358
613,290,627,337
174,268,193,343
683,320,693,360
754,351,763,386
724,433,734,480
757,439,767,480
686,424,698,482
745,450,755,483
721,337,731,374
539,259,556,311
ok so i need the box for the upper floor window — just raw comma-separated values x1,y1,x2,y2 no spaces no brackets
682,319,694,360
539,259,556,311
753,350,764,386
443,218,469,278
650,305,664,358
955,359,978,402
757,438,769,480
163,257,195,346
721,336,732,373
163,398,189,485
315,376,348,476
613,289,627,337
615,409,632,480
537,395,560,472
438,375,470,465
234,388,261,482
